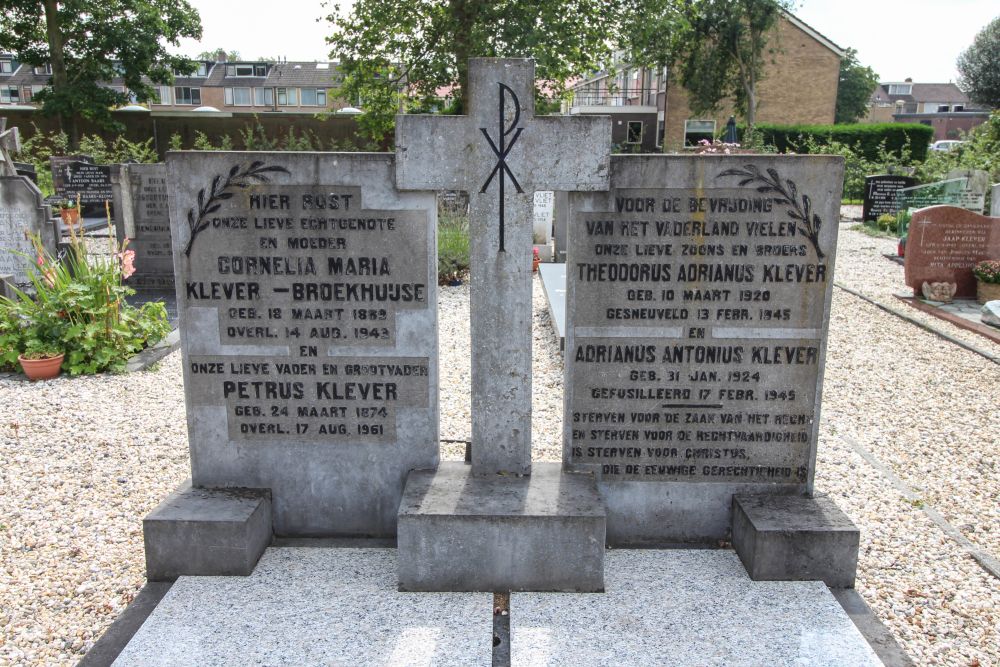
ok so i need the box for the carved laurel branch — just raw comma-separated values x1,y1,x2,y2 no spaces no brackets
183,161,291,257
717,165,825,260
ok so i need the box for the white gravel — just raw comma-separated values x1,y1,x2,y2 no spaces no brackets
1,226,998,666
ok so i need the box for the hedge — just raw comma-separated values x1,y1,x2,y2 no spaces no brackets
743,123,934,162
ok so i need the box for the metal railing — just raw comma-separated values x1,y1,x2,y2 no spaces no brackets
569,88,659,107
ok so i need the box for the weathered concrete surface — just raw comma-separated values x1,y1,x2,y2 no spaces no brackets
396,58,610,476
166,151,438,537
397,462,606,591
143,480,272,581
732,493,860,588
564,154,844,544
120,163,174,289
0,175,57,287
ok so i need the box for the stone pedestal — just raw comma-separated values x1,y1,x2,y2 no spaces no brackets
397,462,606,592
732,494,859,588
143,480,272,581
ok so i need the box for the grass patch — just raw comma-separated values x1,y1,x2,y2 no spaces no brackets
850,223,898,240
438,213,470,283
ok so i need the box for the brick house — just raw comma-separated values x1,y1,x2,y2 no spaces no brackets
0,53,349,113
566,11,845,151
866,79,989,141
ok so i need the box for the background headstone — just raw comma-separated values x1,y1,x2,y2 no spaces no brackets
50,155,94,197
862,175,915,222
532,190,555,261
167,152,438,536
119,163,174,289
991,183,999,217
0,176,58,288
903,205,1000,298
945,168,989,213
564,154,844,544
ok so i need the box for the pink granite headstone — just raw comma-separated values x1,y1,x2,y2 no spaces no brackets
904,205,1000,297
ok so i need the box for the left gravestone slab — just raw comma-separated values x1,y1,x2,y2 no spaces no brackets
0,176,58,288
141,152,438,574
160,151,438,553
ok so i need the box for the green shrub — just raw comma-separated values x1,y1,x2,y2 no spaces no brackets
0,223,170,374
875,213,898,233
438,214,470,283
746,122,934,162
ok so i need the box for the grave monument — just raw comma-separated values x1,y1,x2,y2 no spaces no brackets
394,58,610,591
862,174,915,223
0,122,58,289
532,190,554,260
563,154,859,585
142,152,439,579
118,163,175,289
904,205,1000,298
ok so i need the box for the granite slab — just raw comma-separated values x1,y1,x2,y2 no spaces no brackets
511,550,882,666
113,548,491,666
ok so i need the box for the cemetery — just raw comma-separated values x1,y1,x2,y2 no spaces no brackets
0,0,999,663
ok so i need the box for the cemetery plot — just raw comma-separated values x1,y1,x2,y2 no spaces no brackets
169,152,437,536
903,205,1000,297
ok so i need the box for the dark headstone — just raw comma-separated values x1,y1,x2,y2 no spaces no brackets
862,175,915,223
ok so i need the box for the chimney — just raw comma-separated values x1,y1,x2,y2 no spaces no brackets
904,77,912,83
216,49,227,63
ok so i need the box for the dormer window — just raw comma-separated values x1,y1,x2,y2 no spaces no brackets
227,64,267,77
34,64,52,75
0,60,12,74
887,84,912,95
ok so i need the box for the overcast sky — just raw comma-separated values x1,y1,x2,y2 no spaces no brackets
172,0,997,83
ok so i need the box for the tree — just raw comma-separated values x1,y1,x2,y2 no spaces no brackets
835,48,879,124
957,15,1000,109
0,0,202,145
197,49,241,62
325,0,619,141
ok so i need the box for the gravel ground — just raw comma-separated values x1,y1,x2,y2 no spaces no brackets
1,225,998,666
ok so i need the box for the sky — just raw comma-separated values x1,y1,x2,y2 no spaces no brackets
172,0,998,84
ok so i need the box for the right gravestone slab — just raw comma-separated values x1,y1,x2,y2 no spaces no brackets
564,155,844,545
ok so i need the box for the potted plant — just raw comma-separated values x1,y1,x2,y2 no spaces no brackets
59,199,81,228
973,260,1000,304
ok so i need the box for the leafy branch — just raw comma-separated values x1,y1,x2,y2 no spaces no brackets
717,165,825,260
183,161,290,257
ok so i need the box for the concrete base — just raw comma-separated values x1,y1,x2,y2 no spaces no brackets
143,480,272,581
397,462,606,592
732,493,860,588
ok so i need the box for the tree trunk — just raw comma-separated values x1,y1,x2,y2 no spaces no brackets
448,0,476,113
42,0,76,148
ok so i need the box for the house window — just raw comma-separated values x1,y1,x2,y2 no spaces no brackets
33,64,52,75
684,119,716,146
937,104,950,113
0,60,12,74
153,86,171,104
276,87,298,106
225,87,251,106
227,64,267,77
300,88,326,106
887,84,912,95
254,87,273,106
0,86,19,103
656,120,665,147
174,86,201,105
626,121,643,144
954,105,964,112
25,85,46,102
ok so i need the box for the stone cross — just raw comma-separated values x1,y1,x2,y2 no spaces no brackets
396,58,610,476
0,119,21,177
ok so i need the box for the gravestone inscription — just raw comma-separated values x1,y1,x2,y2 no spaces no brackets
120,163,174,289
862,175,915,222
564,154,844,543
167,152,438,536
945,168,989,213
0,176,57,287
533,190,555,260
904,205,1000,298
